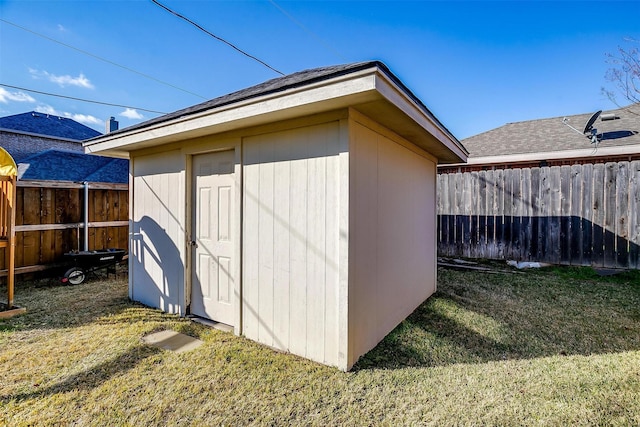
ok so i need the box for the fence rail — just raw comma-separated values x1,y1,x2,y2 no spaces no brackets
0,180,128,272
437,161,640,269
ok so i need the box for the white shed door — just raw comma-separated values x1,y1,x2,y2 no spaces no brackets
191,150,235,325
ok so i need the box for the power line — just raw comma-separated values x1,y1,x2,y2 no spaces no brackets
151,0,285,76
268,0,347,62
0,83,167,114
0,18,207,100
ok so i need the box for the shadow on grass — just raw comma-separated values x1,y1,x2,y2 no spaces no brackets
0,345,161,403
355,304,511,370
355,268,640,371
0,277,137,333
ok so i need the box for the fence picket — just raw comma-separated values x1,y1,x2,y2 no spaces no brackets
560,166,571,264
591,164,605,264
630,161,640,269
520,168,531,260
603,163,617,268
616,162,629,268
486,170,496,258
570,164,583,265
582,164,594,265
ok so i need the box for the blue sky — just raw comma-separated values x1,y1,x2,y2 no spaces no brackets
0,1,637,140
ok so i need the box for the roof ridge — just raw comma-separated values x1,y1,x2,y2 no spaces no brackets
0,110,102,140
501,102,640,128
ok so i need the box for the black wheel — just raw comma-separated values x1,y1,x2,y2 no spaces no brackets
64,267,86,285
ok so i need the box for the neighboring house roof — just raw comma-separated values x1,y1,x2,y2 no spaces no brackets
17,149,128,183
85,61,468,163
459,103,640,166
0,111,101,141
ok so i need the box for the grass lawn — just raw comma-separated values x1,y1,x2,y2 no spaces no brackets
1,265,640,426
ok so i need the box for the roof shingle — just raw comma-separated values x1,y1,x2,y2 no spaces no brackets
462,104,640,159
89,61,457,144
0,111,102,141
17,149,128,183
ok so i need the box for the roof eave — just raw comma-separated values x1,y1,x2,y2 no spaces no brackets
84,68,382,157
0,127,86,143
372,70,468,163
439,143,640,167
85,64,466,163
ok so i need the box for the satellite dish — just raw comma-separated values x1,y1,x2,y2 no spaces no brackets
561,109,603,145
583,110,602,135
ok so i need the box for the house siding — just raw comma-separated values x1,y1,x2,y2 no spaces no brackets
0,131,82,161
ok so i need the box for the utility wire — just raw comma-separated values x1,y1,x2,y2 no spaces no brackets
151,0,285,76
0,83,167,115
268,0,347,62
0,18,207,100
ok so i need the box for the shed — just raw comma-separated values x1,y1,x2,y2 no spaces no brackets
85,61,467,370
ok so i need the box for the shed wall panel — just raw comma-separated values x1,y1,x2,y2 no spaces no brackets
349,119,437,368
131,150,186,314
242,121,344,367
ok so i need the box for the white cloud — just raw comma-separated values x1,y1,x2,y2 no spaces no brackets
53,73,93,89
0,87,36,104
35,105,103,127
66,113,102,126
35,104,60,115
29,68,94,89
119,108,143,120
57,24,67,32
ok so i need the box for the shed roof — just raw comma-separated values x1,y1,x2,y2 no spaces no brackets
0,111,102,141
17,149,128,183
460,103,640,165
85,61,468,164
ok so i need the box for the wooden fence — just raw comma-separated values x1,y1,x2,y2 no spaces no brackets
437,160,640,269
0,180,128,276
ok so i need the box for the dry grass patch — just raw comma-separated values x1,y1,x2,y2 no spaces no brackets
1,266,640,425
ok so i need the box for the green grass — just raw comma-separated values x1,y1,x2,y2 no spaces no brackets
1,265,640,426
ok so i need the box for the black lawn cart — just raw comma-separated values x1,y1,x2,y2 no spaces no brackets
61,249,127,285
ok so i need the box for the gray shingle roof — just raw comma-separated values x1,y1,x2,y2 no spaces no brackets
0,111,102,141
90,61,457,144
462,104,640,159
17,149,128,183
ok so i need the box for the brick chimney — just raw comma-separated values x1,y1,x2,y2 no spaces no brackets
106,117,119,133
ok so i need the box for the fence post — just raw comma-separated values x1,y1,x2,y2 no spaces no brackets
84,181,89,252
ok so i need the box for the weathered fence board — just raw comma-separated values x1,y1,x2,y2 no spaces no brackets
603,163,617,268
630,161,640,269
579,164,594,265
521,167,532,260
437,160,640,269
570,164,582,264
592,164,605,264
616,163,629,268
560,166,571,264
495,169,504,259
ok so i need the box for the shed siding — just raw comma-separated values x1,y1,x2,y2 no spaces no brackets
349,119,436,368
242,121,344,367
131,150,186,314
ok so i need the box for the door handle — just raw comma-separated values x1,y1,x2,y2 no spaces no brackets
188,240,198,248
